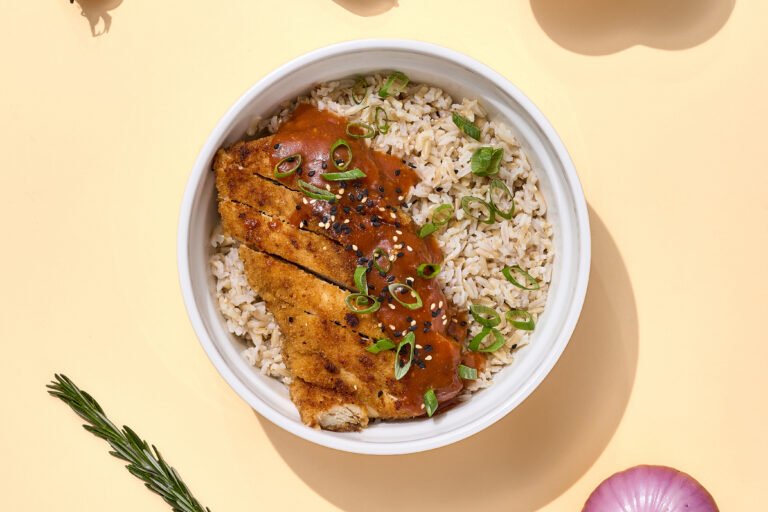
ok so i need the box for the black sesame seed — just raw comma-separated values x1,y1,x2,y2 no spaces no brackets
359,223,367,230
395,169,401,176
423,344,433,352
341,225,352,234
393,331,402,338
409,325,417,332
378,390,383,397
332,222,340,230
365,199,374,207
343,206,351,214
322,215,329,223
395,187,402,194
511,344,518,350
288,316,294,323
335,159,344,166
406,316,413,323
356,192,364,201
424,321,432,327
416,360,426,369
394,222,402,228
322,162,328,169
379,271,387,277
422,327,430,333
378,186,385,193
355,250,363,258
295,204,301,210
460,321,467,327
357,257,368,265
397,252,405,258
308,170,316,177
431,310,439,318
330,206,338,215
296,167,303,175
386,275,395,283
356,205,364,213
435,186,443,192
345,244,353,251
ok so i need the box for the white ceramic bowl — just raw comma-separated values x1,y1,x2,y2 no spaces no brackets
178,40,590,455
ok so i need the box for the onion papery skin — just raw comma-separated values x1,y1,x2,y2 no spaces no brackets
583,465,719,512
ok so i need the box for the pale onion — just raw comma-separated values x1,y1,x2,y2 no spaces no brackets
583,465,719,512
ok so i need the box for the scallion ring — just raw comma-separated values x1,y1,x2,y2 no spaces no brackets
375,106,390,134
351,76,369,104
501,265,540,290
344,293,380,314
297,179,336,202
366,338,396,354
273,154,302,178
461,196,496,224
321,168,366,181
431,203,454,226
379,71,410,98
471,147,503,177
394,331,415,380
330,139,352,170
423,388,438,417
353,266,368,295
416,263,441,279
452,112,482,141
372,247,391,273
458,364,478,380
346,121,376,139
469,304,501,328
506,309,535,331
418,223,439,238
468,327,506,353
387,283,423,310
489,178,515,220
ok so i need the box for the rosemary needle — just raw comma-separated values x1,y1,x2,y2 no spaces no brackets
47,374,211,512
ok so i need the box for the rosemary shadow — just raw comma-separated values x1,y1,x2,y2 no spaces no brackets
258,205,639,511
71,0,123,37
530,0,736,55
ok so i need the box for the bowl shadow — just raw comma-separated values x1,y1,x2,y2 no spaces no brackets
71,0,123,37
530,0,736,55
332,0,398,17
257,205,638,511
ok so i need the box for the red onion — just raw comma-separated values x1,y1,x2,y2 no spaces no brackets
583,465,719,512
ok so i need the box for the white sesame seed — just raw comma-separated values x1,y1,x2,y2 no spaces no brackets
452,318,458,323
325,184,331,191
398,196,404,201
352,244,358,251
393,236,398,242
344,219,350,224
439,301,444,308
442,315,447,321
331,215,336,222
411,320,417,326
379,207,386,212
390,212,397,219
310,199,317,205
335,194,342,199
394,244,403,250
396,230,403,235
420,403,425,410
425,355,433,361
377,323,383,327
389,324,396,331
302,198,308,205
388,303,396,310
338,188,345,194
389,255,396,262
407,245,413,252
430,303,436,310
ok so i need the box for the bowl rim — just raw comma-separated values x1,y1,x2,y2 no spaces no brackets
178,38,591,455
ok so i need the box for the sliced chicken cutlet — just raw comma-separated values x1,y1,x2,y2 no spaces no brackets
268,302,410,430
288,380,368,432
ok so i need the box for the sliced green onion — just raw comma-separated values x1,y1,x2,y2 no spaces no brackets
375,106,390,134
458,364,478,380
379,71,410,98
431,203,454,226
372,247,391,273
452,112,481,140
461,196,496,224
489,178,515,220
366,338,396,354
468,327,506,353
297,179,336,201
344,293,380,314
346,121,376,139
423,388,438,417
387,283,423,310
469,304,501,328
471,147,503,176
501,265,540,290
330,139,352,170
418,223,438,238
353,266,368,295
351,76,369,104
322,168,366,181
394,331,415,380
273,154,302,178
506,309,535,331
416,263,441,279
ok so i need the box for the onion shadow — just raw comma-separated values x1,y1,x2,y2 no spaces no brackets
530,0,736,55
71,0,123,37
257,204,638,511
332,0,398,17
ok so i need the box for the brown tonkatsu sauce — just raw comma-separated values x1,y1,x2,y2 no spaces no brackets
268,104,483,415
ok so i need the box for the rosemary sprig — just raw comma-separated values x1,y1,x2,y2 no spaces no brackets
47,374,211,512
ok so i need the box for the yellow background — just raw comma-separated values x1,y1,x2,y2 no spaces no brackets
1,0,766,510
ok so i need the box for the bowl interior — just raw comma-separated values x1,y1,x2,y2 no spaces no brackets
180,41,589,454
